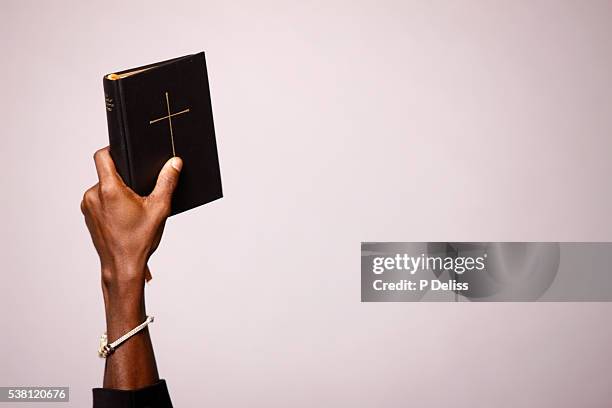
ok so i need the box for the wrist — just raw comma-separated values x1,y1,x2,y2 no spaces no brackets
101,260,146,291
103,287,146,343
101,264,147,338
101,255,147,283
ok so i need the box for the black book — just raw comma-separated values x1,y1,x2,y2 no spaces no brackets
103,52,222,215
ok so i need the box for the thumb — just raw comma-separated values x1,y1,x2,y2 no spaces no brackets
151,156,183,203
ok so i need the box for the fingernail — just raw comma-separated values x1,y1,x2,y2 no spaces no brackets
171,157,183,171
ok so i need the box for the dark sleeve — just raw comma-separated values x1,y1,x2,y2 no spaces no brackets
92,379,173,408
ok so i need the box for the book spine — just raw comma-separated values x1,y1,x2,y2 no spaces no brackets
102,77,132,186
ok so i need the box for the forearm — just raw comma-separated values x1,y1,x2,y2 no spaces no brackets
83,149,182,402
102,265,159,389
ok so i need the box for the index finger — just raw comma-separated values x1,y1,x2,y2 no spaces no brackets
93,147,121,185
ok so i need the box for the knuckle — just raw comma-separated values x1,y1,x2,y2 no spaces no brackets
82,184,101,211
99,182,118,199
83,187,97,206
93,148,104,162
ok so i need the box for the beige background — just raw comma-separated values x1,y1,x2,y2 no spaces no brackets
2,0,612,407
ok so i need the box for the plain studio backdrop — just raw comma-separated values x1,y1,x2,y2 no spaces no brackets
2,1,612,407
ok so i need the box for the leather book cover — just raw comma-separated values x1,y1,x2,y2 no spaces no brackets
102,52,222,215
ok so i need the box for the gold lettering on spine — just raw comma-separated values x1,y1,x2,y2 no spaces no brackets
105,94,114,112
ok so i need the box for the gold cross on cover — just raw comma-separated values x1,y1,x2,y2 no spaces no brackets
149,92,190,156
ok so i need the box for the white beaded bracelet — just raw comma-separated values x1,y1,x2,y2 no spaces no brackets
98,316,155,358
